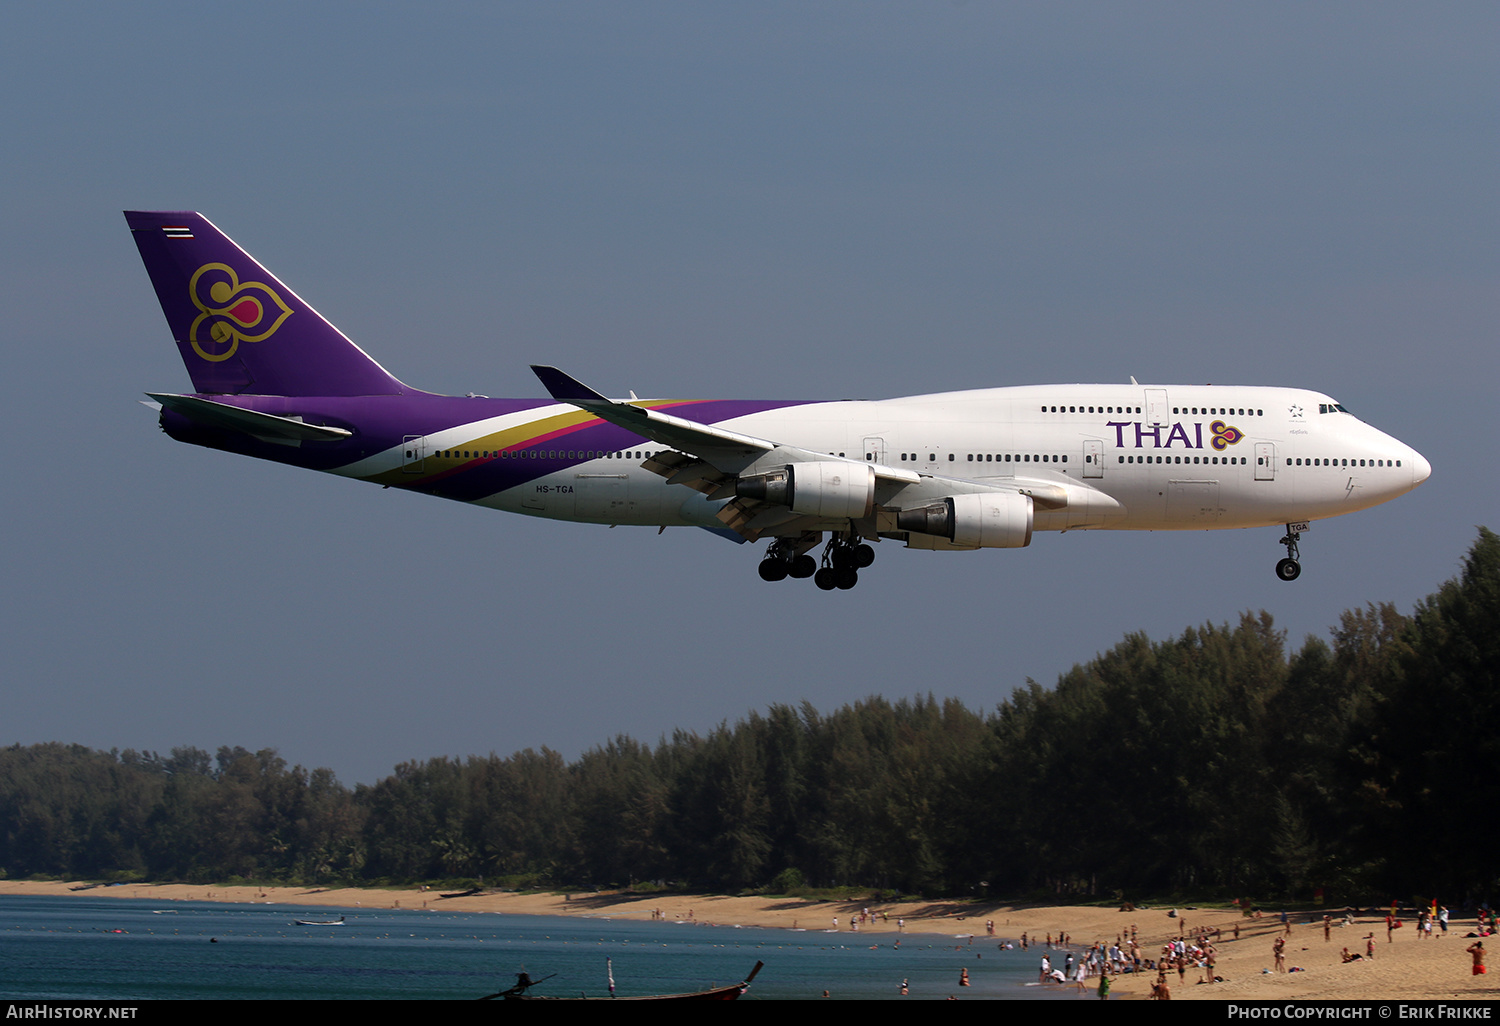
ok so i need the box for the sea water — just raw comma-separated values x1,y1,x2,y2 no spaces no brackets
0,894,1083,1000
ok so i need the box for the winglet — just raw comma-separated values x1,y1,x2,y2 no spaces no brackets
531,365,609,403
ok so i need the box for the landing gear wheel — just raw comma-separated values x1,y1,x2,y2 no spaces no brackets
789,554,817,579
814,567,838,591
831,546,856,570
853,543,875,569
835,567,859,590
1275,524,1304,582
759,559,788,582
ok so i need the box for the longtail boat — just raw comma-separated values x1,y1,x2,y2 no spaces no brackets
480,961,763,1001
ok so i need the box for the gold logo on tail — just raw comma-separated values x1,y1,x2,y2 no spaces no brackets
187,263,293,361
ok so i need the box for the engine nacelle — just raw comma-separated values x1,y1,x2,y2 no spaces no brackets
896,491,1033,548
736,462,876,519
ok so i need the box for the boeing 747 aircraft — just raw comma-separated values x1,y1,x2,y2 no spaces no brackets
127,211,1430,590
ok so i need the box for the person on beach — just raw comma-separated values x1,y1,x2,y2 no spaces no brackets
1096,971,1110,1000
1467,941,1486,976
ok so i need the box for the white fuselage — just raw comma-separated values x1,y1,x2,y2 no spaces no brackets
468,384,1428,539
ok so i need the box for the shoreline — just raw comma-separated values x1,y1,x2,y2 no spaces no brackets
2,880,1492,1001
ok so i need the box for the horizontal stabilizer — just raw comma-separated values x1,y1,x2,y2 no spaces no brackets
147,393,352,445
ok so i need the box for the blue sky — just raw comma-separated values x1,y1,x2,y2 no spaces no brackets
2,2,1494,784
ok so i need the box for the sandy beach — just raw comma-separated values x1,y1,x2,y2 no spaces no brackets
2,880,1492,1001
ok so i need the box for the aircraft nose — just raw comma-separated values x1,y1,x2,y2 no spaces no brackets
1410,450,1432,487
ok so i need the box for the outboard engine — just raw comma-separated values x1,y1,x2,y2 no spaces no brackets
736,462,876,519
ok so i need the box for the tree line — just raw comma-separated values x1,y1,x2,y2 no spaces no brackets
3,528,1495,903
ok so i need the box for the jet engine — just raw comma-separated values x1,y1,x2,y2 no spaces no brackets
896,491,1033,548
735,462,876,519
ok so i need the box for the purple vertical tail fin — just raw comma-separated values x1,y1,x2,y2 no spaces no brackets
125,211,407,396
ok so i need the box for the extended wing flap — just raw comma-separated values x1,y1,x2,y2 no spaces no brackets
147,393,353,444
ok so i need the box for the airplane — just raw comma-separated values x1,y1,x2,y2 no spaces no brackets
126,210,1431,590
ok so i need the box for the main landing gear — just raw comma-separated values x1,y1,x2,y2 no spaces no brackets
758,533,874,590
1275,525,1303,582
757,541,816,582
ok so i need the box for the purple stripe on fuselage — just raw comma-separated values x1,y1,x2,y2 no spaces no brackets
158,394,818,501
411,397,818,502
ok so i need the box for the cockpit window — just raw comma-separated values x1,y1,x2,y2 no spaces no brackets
1319,403,1351,414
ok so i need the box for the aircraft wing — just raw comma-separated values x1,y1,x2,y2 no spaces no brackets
532,365,775,469
531,365,919,483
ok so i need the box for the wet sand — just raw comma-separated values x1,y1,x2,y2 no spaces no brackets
2,880,1492,1000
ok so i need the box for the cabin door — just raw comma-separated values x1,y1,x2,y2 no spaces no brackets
1145,389,1170,427
1082,439,1104,478
1255,442,1276,481
402,435,426,473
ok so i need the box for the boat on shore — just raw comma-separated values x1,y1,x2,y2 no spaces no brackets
481,961,763,1001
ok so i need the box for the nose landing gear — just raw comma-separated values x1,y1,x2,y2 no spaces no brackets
1275,524,1304,581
